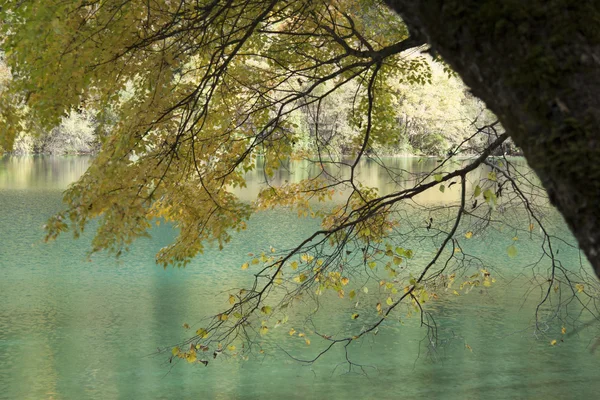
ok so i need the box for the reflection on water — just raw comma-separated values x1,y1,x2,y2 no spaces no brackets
235,156,536,206
0,156,598,400
0,155,92,190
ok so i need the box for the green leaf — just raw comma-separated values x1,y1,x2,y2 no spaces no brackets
474,185,482,197
261,306,272,315
439,184,445,193
434,173,443,182
507,245,517,258
483,189,497,206
293,273,307,283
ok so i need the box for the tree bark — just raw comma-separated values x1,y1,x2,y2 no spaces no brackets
384,0,600,278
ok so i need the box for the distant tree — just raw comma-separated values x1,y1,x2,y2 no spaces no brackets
0,0,598,366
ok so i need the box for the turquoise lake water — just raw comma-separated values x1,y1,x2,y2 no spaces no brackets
1,155,599,399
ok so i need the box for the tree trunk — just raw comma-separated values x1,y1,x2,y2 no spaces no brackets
384,0,600,278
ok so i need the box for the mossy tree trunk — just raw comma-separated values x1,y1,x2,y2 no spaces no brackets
385,0,600,277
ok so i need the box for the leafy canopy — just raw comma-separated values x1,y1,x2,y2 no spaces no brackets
0,0,428,264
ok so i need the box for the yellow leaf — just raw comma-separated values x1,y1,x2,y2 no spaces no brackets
576,283,585,293
260,326,268,336
186,351,197,363
386,297,393,306
289,328,296,336
561,326,567,335
182,323,190,329
351,313,359,320
218,313,228,321
196,328,209,338
363,287,369,294
227,345,236,351
349,290,356,299
341,277,349,286
228,295,236,305
290,261,298,270
298,333,305,338
465,344,472,352
529,223,535,232
305,339,311,346
453,290,460,296
550,339,557,346
465,231,473,239
241,263,249,270
376,303,382,312
251,258,260,265
172,346,180,356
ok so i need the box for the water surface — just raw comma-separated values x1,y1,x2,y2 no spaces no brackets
0,155,599,400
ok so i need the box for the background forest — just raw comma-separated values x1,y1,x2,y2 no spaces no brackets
0,56,517,157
